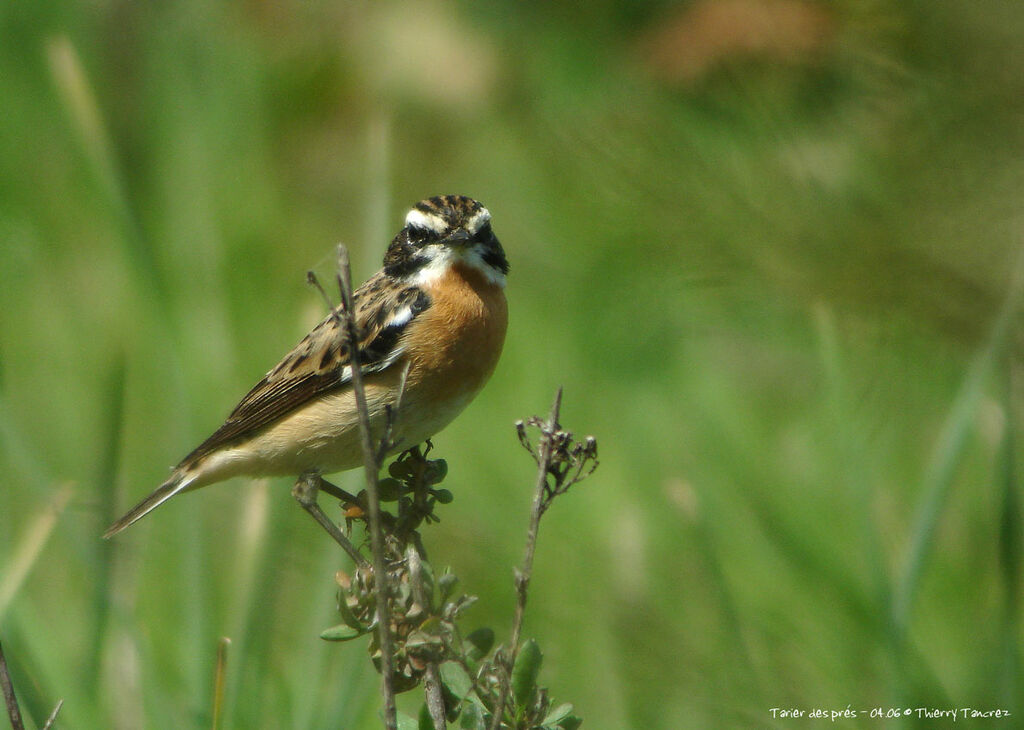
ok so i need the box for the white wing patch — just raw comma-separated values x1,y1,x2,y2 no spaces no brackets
335,350,403,387
335,302,417,387
387,305,415,329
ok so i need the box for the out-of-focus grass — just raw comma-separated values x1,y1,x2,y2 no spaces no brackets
1,1,1022,728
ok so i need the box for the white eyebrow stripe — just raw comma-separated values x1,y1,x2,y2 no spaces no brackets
465,208,491,233
405,208,448,234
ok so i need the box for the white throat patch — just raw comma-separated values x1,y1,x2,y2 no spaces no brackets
412,245,507,289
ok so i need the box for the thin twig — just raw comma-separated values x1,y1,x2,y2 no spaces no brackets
40,699,63,730
408,547,446,730
292,472,368,568
424,663,447,730
0,640,25,730
306,269,338,316
334,244,399,730
489,388,563,730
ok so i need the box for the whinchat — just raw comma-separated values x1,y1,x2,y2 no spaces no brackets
105,195,508,537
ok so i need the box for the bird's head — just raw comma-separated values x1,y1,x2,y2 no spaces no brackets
384,195,509,286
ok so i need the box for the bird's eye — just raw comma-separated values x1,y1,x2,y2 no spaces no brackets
407,224,442,244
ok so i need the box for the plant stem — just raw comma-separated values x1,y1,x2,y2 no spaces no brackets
292,473,368,567
335,244,398,730
424,659,447,729
408,546,446,729
489,388,562,730
0,640,25,730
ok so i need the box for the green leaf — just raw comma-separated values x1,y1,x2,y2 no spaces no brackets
319,624,365,641
542,703,574,725
440,660,473,701
511,639,542,707
465,628,495,662
396,711,420,730
417,557,437,607
389,459,414,479
433,488,454,504
336,594,366,631
419,702,434,730
396,579,413,607
558,716,583,730
438,571,459,601
377,477,403,501
426,458,448,484
405,627,443,652
451,594,478,616
459,703,486,729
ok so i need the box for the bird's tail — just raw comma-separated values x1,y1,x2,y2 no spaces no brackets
103,471,196,538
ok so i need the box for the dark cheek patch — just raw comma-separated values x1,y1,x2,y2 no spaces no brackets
482,246,509,275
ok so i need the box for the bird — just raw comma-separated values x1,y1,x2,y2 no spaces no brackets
105,194,508,538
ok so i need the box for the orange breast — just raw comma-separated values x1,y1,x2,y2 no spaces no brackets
404,262,508,406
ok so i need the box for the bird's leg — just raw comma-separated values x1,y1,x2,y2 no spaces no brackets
319,477,369,531
292,471,368,567
318,477,361,505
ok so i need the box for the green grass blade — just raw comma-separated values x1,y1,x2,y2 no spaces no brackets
997,367,1022,710
86,355,126,695
0,485,74,622
211,637,230,730
45,34,168,311
892,249,1024,638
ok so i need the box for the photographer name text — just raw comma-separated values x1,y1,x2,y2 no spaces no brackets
769,706,1011,722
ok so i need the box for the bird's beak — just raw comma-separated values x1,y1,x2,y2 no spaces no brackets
444,229,473,247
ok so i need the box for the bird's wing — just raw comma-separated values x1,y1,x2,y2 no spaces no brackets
180,273,431,466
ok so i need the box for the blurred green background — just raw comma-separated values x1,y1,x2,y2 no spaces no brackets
1,0,1023,727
